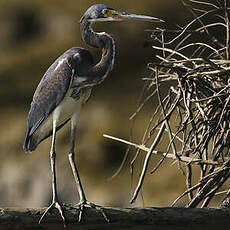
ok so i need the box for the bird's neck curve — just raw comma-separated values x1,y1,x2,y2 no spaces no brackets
80,19,115,78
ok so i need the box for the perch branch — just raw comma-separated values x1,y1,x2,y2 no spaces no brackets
0,206,230,230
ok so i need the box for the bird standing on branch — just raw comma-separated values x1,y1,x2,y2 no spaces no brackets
23,4,164,226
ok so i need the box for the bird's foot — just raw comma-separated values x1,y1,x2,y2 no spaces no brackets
39,201,66,227
75,200,110,223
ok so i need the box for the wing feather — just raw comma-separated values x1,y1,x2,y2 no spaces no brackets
23,47,94,152
24,52,73,151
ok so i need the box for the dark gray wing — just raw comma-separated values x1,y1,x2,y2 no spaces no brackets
23,47,93,152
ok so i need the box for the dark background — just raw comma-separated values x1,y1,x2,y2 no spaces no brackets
0,0,202,208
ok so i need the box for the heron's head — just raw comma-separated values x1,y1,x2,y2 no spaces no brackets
81,4,164,23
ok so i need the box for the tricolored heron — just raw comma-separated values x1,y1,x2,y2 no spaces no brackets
23,4,164,225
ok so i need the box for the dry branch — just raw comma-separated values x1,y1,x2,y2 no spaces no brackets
105,0,230,208
1,206,230,230
103,134,220,166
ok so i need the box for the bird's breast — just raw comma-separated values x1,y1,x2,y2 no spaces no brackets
54,88,83,122
37,88,84,135
33,87,92,144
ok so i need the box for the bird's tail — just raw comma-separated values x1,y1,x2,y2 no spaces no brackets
23,118,71,152
23,131,38,152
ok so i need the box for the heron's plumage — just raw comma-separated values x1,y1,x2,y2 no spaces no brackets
23,4,164,224
24,4,162,153
23,47,94,152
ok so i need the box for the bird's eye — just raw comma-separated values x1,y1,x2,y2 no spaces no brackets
103,9,119,18
102,9,109,16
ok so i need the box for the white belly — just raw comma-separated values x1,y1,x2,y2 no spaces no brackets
53,89,82,124
38,88,83,136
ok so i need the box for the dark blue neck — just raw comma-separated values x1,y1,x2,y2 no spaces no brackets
80,18,115,79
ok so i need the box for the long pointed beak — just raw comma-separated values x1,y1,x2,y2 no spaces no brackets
116,12,164,23
100,8,164,23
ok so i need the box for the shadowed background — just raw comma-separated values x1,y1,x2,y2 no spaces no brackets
0,0,197,208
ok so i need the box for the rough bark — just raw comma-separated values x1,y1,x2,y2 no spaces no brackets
0,206,230,230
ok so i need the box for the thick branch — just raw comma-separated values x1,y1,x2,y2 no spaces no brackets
0,206,230,230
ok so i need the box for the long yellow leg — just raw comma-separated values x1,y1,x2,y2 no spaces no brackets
39,119,66,226
68,116,109,222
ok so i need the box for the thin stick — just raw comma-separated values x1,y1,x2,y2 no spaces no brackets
129,122,166,204
103,134,220,166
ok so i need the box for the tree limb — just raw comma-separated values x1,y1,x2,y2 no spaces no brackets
0,206,230,230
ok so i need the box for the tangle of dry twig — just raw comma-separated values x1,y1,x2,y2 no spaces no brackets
105,0,230,208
